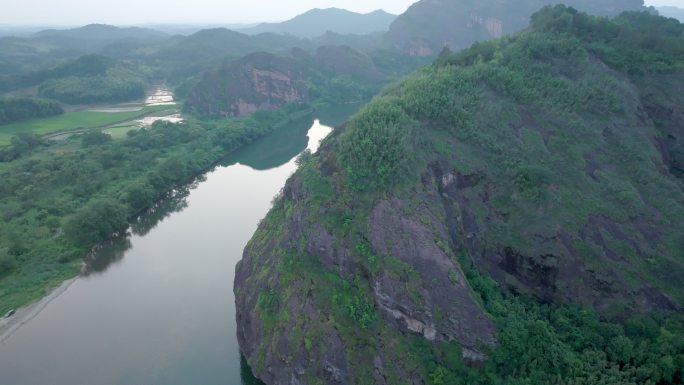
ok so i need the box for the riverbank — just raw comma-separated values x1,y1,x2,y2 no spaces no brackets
0,119,337,384
0,275,78,344
0,102,322,315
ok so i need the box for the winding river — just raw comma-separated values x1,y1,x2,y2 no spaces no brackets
0,106,358,385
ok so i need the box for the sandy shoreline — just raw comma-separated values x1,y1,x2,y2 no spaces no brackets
0,276,79,345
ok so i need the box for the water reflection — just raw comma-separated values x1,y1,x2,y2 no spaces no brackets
82,238,132,276
129,184,194,237
224,103,364,171
223,114,312,171
77,101,356,281
317,102,365,127
82,184,194,276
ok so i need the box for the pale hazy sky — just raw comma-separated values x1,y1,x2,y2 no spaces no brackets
0,0,681,26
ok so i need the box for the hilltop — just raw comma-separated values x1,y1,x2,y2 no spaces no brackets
34,24,167,41
240,8,397,38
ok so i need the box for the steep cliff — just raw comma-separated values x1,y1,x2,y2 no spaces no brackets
185,52,309,117
185,47,403,117
236,7,684,385
386,0,645,56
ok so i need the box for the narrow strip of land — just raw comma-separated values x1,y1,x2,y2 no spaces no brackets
0,105,175,145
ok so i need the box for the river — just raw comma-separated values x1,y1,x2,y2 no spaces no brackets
0,106,358,385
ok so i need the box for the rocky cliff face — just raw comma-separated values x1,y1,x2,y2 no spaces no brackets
385,0,645,56
234,139,499,384
186,52,309,117
185,45,397,117
235,8,684,384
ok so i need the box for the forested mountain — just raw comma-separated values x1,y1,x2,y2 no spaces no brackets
240,8,396,38
34,55,148,104
31,24,169,57
153,28,306,73
0,26,167,93
0,9,398,98
185,52,310,117
236,7,684,384
0,53,148,104
386,0,646,55
658,6,684,22
185,46,396,117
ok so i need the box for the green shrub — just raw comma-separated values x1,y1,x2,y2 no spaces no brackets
338,97,416,191
64,198,129,246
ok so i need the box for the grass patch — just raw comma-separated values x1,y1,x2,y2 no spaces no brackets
0,105,174,145
105,124,141,140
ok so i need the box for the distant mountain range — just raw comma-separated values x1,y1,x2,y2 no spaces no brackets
34,24,167,41
141,23,257,36
239,8,397,38
658,6,684,21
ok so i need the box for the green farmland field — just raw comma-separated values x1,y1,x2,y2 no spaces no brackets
0,105,175,145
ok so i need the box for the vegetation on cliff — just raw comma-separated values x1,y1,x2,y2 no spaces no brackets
236,7,684,384
184,48,419,118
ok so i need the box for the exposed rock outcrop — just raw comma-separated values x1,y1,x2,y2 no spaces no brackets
185,45,392,117
235,152,499,384
186,52,308,117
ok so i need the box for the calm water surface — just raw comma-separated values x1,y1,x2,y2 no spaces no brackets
0,106,358,385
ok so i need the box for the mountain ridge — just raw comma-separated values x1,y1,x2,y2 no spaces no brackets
386,0,646,56
240,8,397,38
34,23,167,40
235,6,684,384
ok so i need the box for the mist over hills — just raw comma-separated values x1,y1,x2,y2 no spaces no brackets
386,0,646,55
658,6,684,21
239,8,397,38
34,24,167,40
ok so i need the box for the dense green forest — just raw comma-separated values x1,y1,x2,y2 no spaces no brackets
0,102,311,313
235,7,684,385
36,55,148,104
0,97,63,125
38,66,147,104
1,54,150,104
